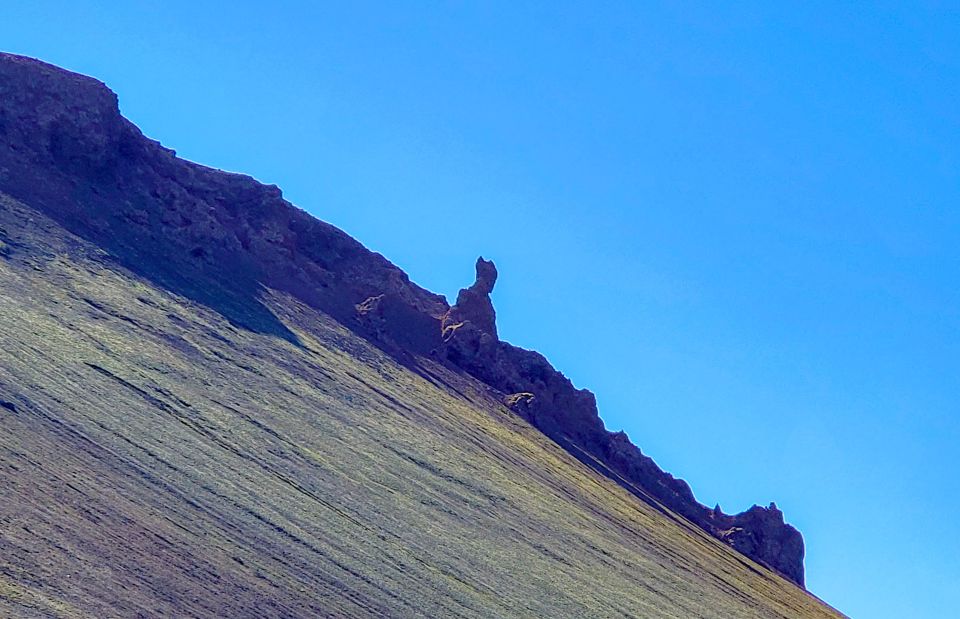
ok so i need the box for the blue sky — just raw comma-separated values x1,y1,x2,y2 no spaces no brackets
3,2,958,616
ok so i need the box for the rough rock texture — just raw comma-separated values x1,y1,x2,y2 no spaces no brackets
443,257,498,337
717,503,807,585
437,256,806,586
0,53,448,349
0,52,804,587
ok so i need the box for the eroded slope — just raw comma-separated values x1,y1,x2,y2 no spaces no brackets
0,193,844,618
0,52,804,583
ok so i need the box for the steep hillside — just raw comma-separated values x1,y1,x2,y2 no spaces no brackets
0,53,842,617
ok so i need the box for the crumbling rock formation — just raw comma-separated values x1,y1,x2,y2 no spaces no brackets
717,503,806,585
439,257,500,367
0,52,804,587
443,257,498,336
438,254,806,587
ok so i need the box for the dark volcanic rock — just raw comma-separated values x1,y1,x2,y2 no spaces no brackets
443,257,498,338
0,53,448,345
440,257,501,371
717,503,806,586
0,52,805,587
439,257,806,586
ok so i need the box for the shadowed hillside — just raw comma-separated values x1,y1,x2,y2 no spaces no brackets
0,54,844,618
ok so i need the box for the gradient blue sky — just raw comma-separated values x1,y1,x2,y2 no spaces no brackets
3,2,958,617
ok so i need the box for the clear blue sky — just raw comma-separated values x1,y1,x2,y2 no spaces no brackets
3,2,957,616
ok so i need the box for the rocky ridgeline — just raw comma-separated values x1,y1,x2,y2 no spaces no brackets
0,53,804,586
437,260,805,586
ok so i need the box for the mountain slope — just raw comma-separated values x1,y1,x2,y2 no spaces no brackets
0,54,842,617
0,51,807,586
0,193,838,619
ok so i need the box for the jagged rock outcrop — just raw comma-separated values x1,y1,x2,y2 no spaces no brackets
439,257,806,586
0,52,805,587
443,257,498,338
439,258,500,366
717,503,806,585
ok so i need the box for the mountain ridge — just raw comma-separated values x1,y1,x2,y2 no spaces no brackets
0,190,841,617
0,51,803,590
